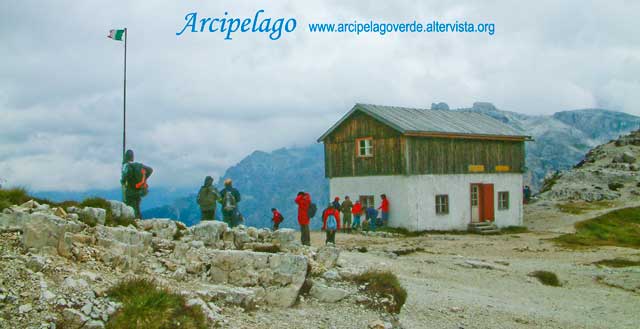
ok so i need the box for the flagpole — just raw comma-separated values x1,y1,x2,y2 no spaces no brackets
122,28,127,202
123,28,127,162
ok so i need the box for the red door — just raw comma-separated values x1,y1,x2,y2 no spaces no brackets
480,184,495,222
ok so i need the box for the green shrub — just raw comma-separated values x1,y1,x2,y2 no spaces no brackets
553,207,640,249
500,226,529,234
352,270,407,313
556,200,616,215
106,278,207,329
608,182,624,191
0,187,77,211
593,258,640,268
529,270,561,287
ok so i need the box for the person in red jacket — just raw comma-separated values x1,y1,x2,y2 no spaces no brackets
378,194,390,226
271,208,284,231
351,200,363,230
323,203,341,232
295,191,311,246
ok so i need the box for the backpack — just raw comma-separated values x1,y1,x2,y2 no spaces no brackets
127,162,149,196
197,186,218,207
223,190,237,212
308,203,317,218
326,214,337,231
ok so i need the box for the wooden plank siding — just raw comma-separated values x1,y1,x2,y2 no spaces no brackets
406,137,525,175
323,110,525,178
324,111,405,177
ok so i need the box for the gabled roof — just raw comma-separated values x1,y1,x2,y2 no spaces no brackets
318,103,531,142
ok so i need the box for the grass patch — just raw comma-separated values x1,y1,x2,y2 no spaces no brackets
553,207,640,249
529,270,561,287
251,244,281,253
0,187,60,211
556,200,616,215
351,270,407,313
500,226,529,234
106,278,207,329
593,258,640,268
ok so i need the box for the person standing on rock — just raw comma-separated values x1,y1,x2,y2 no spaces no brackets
340,196,353,233
325,205,338,245
220,179,242,227
323,202,341,235
271,208,284,231
120,149,153,219
295,191,311,246
197,176,219,221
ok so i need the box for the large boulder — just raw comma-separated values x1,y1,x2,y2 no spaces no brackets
188,221,228,246
21,213,83,255
309,281,350,302
107,200,135,220
96,225,152,269
79,207,106,226
139,219,178,240
203,250,308,307
316,246,340,269
272,228,299,250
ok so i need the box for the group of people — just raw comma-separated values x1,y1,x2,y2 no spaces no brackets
120,149,391,247
293,191,390,246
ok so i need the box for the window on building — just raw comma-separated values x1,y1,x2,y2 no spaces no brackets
359,195,374,209
435,194,449,214
356,138,373,157
498,191,509,210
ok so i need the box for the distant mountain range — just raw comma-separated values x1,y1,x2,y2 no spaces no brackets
55,103,639,229
143,146,328,229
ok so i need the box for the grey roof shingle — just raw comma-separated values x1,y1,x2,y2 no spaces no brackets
318,103,529,141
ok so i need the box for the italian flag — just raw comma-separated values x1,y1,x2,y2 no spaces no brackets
108,29,125,41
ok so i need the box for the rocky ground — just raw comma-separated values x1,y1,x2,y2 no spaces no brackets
538,129,640,202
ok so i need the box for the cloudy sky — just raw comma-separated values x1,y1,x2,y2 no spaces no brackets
1,0,638,191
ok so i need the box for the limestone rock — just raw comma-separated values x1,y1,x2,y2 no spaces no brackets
62,308,89,329
310,282,350,302
186,297,222,323
316,246,340,269
188,221,228,246
272,228,299,250
79,207,106,226
107,200,135,220
204,250,308,307
139,219,178,240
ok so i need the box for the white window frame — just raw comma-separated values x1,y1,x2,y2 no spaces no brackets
498,191,509,210
435,194,449,215
356,137,373,157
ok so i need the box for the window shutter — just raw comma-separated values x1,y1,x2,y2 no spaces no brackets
481,184,495,221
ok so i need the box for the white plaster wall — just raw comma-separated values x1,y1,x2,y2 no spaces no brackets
328,176,409,228
407,173,523,230
330,173,523,231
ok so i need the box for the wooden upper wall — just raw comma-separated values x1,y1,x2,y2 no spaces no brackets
323,110,525,178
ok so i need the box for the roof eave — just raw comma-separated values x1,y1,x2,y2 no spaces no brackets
317,103,406,142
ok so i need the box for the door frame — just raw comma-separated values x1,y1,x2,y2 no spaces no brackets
470,183,482,223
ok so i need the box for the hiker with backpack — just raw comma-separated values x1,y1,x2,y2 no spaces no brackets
324,204,339,245
295,191,313,246
120,149,153,219
271,208,284,231
340,196,353,233
220,179,242,227
365,206,378,232
197,176,220,221
351,200,363,230
323,203,341,244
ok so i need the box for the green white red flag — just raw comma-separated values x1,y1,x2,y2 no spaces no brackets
108,29,125,41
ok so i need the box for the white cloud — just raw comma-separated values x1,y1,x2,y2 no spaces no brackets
0,0,637,190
